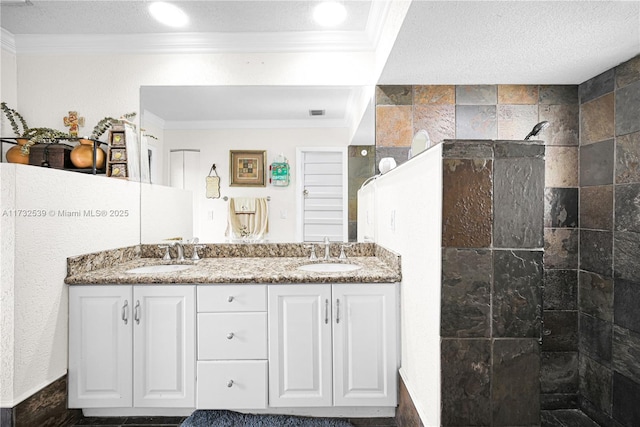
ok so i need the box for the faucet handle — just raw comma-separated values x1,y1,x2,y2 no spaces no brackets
191,244,205,261
339,244,353,260
304,244,318,261
158,244,171,261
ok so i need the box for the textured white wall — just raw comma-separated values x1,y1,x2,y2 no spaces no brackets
358,145,443,426
1,165,17,405
161,127,349,243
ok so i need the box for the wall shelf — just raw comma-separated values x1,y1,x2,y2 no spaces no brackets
1,137,108,175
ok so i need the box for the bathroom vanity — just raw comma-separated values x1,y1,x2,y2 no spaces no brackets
65,243,401,418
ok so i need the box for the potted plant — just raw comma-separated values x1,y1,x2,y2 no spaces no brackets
1,102,31,163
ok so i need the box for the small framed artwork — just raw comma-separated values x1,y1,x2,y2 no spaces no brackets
229,150,267,187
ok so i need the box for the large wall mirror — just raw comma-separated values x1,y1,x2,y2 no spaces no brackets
139,85,375,245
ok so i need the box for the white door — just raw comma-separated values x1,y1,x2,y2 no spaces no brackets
332,284,398,406
268,285,332,407
133,285,196,408
69,286,133,408
297,148,347,242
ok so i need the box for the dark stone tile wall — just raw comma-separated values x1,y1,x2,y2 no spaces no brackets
376,84,579,423
372,83,590,424
347,145,375,241
579,54,640,427
440,140,543,426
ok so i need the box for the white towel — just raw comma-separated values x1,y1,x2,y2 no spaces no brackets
226,198,269,240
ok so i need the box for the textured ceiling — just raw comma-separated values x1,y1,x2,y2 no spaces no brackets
379,1,640,85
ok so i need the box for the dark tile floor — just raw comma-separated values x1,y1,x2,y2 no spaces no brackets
541,409,600,427
70,415,397,427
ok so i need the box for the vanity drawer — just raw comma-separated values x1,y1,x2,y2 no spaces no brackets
197,285,266,312
197,360,267,409
198,312,267,360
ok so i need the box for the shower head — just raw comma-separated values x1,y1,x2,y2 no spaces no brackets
524,121,550,140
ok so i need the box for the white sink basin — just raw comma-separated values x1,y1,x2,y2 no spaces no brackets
297,263,362,273
125,264,193,274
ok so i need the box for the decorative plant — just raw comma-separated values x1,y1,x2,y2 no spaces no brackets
22,127,69,149
1,102,29,137
2,102,70,154
90,112,137,140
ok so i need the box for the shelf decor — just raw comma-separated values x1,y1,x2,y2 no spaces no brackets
229,150,267,187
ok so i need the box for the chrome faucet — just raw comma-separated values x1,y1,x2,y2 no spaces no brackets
171,241,185,262
322,236,331,260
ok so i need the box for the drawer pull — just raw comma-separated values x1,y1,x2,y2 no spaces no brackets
227,332,235,340
227,380,234,388
227,296,234,302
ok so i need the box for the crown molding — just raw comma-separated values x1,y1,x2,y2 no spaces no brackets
164,118,348,130
365,0,393,47
12,30,376,55
1,28,17,53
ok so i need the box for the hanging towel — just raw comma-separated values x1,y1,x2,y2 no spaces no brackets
233,197,256,213
226,198,269,241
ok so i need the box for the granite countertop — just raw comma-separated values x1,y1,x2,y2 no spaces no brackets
65,243,401,285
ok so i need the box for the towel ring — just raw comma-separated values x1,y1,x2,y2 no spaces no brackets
223,196,271,202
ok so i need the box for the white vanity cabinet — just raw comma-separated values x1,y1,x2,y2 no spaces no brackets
268,283,398,408
196,285,268,409
68,285,195,409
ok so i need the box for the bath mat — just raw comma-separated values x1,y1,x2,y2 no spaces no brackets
181,410,354,427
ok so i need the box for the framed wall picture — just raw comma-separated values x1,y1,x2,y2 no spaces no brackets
229,150,267,187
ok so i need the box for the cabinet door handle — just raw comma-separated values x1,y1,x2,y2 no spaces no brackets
134,300,140,324
336,299,340,324
227,380,234,388
324,299,329,324
227,332,234,340
122,300,129,325
227,296,234,303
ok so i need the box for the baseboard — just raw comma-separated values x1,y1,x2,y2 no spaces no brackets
1,375,82,427
398,368,434,427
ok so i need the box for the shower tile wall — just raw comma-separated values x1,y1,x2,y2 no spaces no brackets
376,84,582,422
578,54,640,427
440,140,544,427
347,145,375,241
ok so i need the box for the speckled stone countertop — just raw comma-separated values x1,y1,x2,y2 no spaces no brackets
65,243,401,285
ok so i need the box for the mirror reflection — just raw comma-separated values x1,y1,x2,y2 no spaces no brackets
139,85,375,244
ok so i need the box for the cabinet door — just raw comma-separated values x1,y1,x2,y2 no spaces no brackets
133,285,195,408
332,284,398,406
268,285,332,407
69,286,133,408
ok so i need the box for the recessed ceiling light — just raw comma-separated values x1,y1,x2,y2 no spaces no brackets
313,1,347,27
149,2,189,28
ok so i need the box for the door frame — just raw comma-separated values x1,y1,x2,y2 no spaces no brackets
296,147,348,242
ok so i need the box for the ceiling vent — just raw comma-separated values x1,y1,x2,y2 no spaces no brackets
309,109,326,117
0,0,32,5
